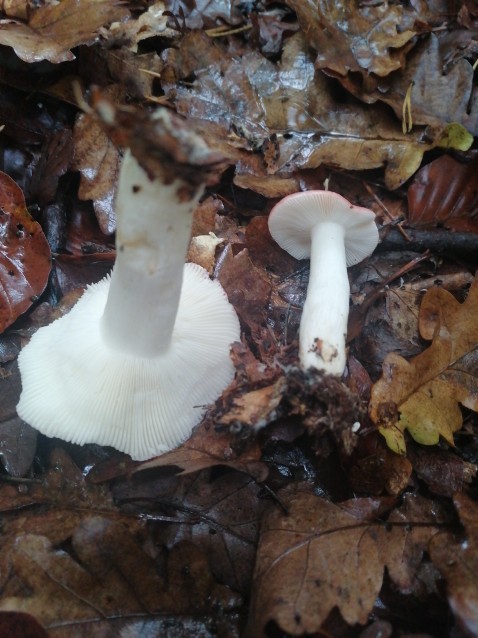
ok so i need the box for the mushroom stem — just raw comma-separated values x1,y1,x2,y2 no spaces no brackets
101,151,202,358
300,221,349,374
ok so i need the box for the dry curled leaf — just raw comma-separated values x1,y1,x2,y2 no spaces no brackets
246,490,447,636
0,171,51,333
369,277,478,454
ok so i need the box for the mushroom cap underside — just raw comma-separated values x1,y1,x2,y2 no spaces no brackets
268,190,379,265
17,263,240,461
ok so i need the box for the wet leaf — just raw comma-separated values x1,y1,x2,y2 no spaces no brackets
108,1,177,49
430,493,478,637
408,155,478,232
0,0,129,63
369,277,478,454
287,0,417,77
72,101,123,235
218,247,271,337
348,444,413,496
246,490,446,635
168,32,467,190
381,34,477,135
408,445,477,498
0,172,51,333
0,448,127,607
135,416,268,481
114,469,264,595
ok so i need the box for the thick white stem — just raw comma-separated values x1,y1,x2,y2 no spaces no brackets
101,151,203,357
299,221,349,375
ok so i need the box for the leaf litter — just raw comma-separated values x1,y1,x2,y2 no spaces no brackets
0,0,477,636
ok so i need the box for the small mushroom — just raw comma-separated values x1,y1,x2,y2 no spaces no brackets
268,190,378,375
17,149,240,461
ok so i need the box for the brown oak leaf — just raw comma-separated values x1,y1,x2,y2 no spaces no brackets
245,489,447,636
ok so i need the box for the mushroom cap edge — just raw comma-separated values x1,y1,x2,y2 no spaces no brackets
268,190,379,266
17,262,240,461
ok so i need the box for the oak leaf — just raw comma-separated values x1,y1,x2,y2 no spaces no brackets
369,277,478,454
246,490,447,636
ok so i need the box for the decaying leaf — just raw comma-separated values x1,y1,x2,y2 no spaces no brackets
134,414,268,482
0,171,51,333
107,0,177,50
166,32,470,191
246,489,447,636
72,110,121,234
341,34,478,137
408,445,477,497
430,493,478,637
0,0,129,63
114,468,264,595
369,277,478,454
218,247,271,337
0,517,241,631
287,0,417,77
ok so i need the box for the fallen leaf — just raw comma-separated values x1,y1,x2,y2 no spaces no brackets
72,104,122,235
0,0,129,63
29,128,73,207
134,415,268,481
372,34,478,136
0,171,51,333
52,253,114,297
369,277,478,454
408,445,477,497
114,469,265,594
429,493,478,637
107,1,177,50
408,155,478,232
348,444,413,496
167,32,469,190
107,50,164,99
246,489,447,636
218,246,272,337
187,232,223,274
287,0,417,77
0,518,217,631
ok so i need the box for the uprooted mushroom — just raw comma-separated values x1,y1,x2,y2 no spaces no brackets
17,108,240,461
268,190,378,376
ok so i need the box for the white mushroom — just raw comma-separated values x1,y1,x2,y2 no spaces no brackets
16,149,240,461
268,190,378,375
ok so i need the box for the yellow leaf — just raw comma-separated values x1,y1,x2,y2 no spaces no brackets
369,277,478,453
